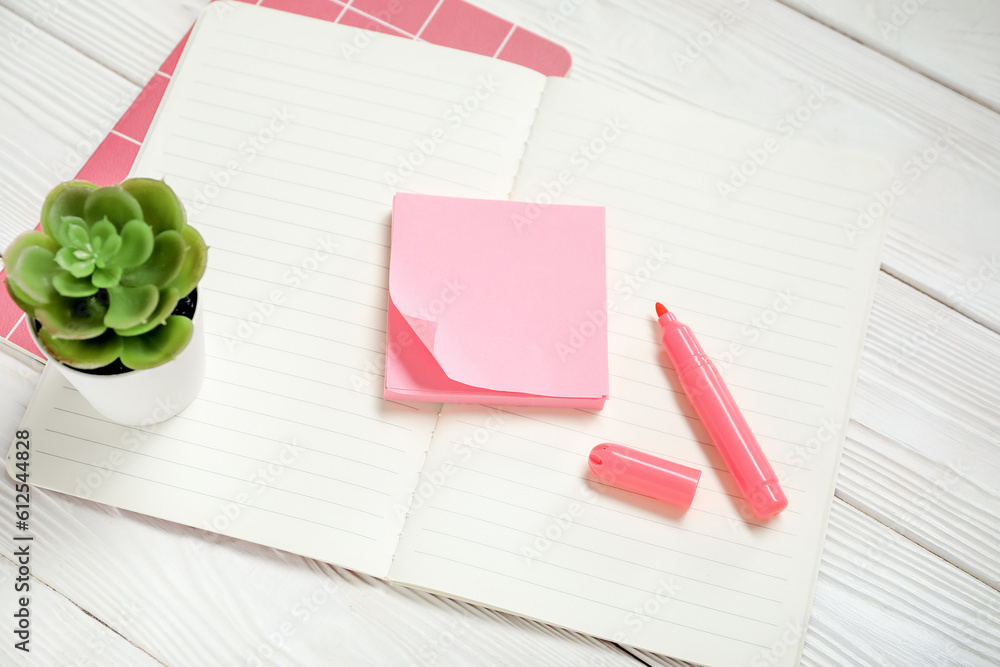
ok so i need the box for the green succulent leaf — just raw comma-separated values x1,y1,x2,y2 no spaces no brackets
104,284,159,330
2,231,61,308
38,327,123,370
52,272,99,298
34,294,108,340
83,186,144,230
164,224,208,298
120,315,193,370
55,246,96,278
114,287,180,337
52,215,88,249
12,246,60,303
5,280,37,316
88,218,120,266
121,178,185,234
91,265,123,289
119,230,185,288
116,218,155,268
67,223,89,248
2,229,60,262
39,181,98,238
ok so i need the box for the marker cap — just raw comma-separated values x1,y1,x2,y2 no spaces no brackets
588,443,701,509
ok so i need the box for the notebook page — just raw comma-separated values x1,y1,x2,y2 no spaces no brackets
12,3,546,578
389,78,889,665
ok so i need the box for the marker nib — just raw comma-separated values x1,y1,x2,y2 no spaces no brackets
655,302,668,317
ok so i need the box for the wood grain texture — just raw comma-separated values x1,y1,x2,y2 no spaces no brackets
472,0,1000,334
0,5,138,250
0,556,165,667
847,272,1000,590
0,0,998,665
631,499,1000,667
805,500,1000,666
0,0,209,86
778,0,1000,113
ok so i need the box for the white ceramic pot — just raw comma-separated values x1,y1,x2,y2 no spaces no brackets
29,294,206,426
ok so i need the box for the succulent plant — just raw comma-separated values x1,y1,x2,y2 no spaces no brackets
3,178,207,370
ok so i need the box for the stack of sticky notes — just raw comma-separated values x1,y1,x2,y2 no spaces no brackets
385,194,608,408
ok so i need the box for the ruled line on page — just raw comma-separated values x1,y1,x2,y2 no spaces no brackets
34,448,383,539
559,183,856,265
215,27,531,104
177,198,391,239
203,288,385,331
173,110,505,161
598,383,822,430
170,409,408,456
189,69,519,142
205,279,384,317
170,125,503,174
444,461,801,527
192,219,388,252
51,405,403,471
410,551,773,649
203,46,527,124
161,168,387,210
201,332,377,373
605,325,835,371
606,351,828,410
191,213,389,251
423,528,779,624
205,350,388,404
531,132,864,225
49,389,410,459
541,107,871,195
429,506,786,599
486,403,818,471
458,409,810,481
535,142,865,215
44,428,390,505
606,247,846,310
435,482,794,559
604,260,845,329
596,211,853,290
184,79,514,146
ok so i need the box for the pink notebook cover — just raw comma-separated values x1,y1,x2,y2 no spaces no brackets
386,194,609,408
0,0,571,359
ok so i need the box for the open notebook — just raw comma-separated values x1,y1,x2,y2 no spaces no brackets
8,3,890,666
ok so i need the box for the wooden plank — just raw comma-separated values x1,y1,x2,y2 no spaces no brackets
0,5,139,250
0,557,165,667
846,271,1000,590
806,500,1000,666
778,0,1000,113
0,0,209,86
472,0,1000,333
631,499,1000,666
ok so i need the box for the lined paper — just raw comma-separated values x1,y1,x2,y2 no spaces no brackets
387,78,889,666
15,4,547,577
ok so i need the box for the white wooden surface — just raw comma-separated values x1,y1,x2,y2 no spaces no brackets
1,1,998,665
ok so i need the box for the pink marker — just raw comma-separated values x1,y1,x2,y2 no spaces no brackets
589,443,701,509
656,302,788,519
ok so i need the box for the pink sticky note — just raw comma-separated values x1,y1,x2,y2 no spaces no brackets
385,194,608,408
